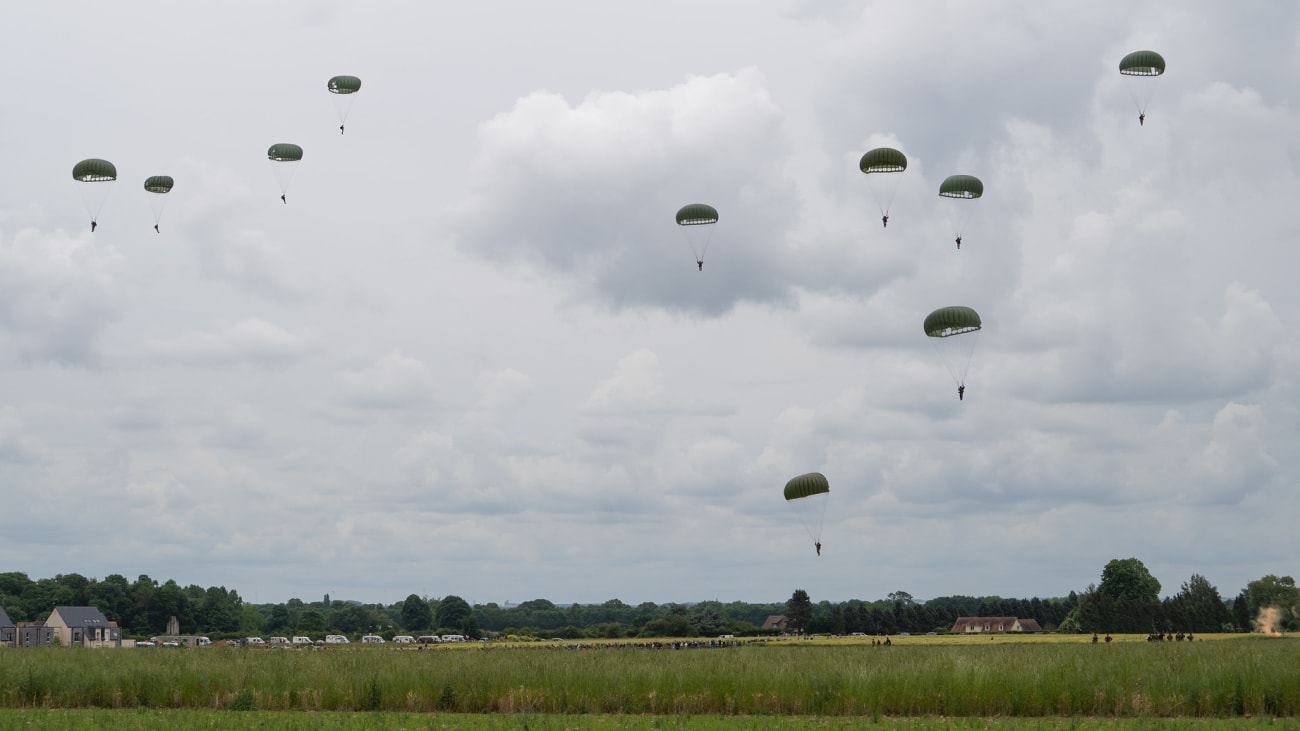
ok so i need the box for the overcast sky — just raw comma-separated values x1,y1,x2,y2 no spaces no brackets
3,1,1298,609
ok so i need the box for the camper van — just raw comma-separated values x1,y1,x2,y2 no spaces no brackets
360,634,385,644
324,634,350,644
291,636,313,645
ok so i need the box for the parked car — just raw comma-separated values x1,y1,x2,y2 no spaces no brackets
268,636,290,645
135,640,156,647
245,637,266,645
291,636,313,645
195,636,212,646
392,635,415,644
361,634,385,644
324,634,349,644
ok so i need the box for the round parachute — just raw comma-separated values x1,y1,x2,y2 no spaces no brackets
784,472,830,501
938,175,983,246
860,147,907,221
1119,50,1165,122
675,204,719,267
859,147,907,174
327,75,362,94
923,306,982,338
328,76,362,133
73,158,117,230
267,143,304,162
72,159,118,182
143,176,174,230
675,204,718,226
924,306,982,394
1118,50,1166,77
784,472,830,552
267,144,303,201
143,175,174,194
938,175,983,199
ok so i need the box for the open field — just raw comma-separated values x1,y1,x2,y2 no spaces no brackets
1,709,1295,730
2,634,1297,719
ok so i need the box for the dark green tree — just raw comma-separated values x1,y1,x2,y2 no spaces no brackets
1245,575,1299,630
298,608,327,633
434,595,472,631
786,589,813,635
400,594,434,631
1166,574,1232,633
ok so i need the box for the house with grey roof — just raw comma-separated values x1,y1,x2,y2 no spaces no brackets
0,607,14,647
44,606,122,648
15,621,53,647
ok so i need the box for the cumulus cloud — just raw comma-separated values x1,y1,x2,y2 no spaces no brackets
145,317,314,366
0,227,123,364
336,350,438,409
452,69,801,315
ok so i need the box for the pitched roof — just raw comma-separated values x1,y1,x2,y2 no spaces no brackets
761,614,788,630
0,607,13,628
950,616,1040,633
49,606,110,627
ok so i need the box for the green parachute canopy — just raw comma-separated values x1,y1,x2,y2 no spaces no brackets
859,147,907,174
72,158,117,182
939,175,983,199
924,306,982,338
143,176,174,194
1119,50,1166,77
327,75,362,94
267,143,304,162
784,472,830,501
675,203,719,226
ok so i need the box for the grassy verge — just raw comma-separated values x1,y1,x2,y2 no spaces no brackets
0,637,1295,717
1,709,1293,730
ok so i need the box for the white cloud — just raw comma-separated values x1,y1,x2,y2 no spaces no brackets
0,227,123,364
336,350,438,410
146,318,314,366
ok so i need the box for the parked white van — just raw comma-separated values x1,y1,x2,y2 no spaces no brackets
195,636,212,646
324,634,350,644
245,637,266,645
360,634,385,644
392,635,415,644
291,636,313,645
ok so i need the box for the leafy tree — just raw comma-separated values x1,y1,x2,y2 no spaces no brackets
786,589,813,635
400,594,433,631
1099,558,1161,603
298,608,327,633
830,605,846,635
1166,574,1232,633
1245,575,1299,629
266,604,291,633
1087,558,1162,633
435,595,472,630
688,602,727,636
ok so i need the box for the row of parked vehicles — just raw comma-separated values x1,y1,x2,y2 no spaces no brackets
136,633,477,648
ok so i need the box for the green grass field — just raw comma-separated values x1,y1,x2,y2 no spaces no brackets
1,634,1295,728
1,709,1293,730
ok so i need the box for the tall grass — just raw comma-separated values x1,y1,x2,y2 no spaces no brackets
1,638,1296,717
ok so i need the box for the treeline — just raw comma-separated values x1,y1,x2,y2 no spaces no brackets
2,562,1295,640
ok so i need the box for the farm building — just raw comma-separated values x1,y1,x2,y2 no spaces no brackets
761,615,789,632
950,616,1043,634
